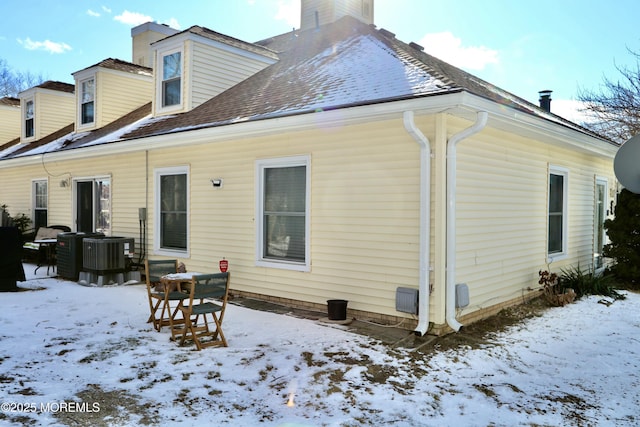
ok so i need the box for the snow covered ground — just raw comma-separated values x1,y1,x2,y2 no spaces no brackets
1,266,639,426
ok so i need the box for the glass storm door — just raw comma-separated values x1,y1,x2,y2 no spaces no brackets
75,179,111,234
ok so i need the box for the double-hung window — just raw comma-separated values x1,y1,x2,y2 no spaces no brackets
548,166,568,259
33,180,48,229
162,51,181,107
80,78,95,125
25,99,34,138
155,166,188,255
256,156,310,271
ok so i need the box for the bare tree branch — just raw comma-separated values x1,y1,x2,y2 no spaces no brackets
0,58,46,98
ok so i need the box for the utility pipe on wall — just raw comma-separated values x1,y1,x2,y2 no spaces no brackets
402,111,431,336
446,111,488,332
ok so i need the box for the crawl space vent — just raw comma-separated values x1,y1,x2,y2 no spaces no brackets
395,287,418,314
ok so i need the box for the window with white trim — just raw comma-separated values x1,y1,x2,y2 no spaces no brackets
548,166,568,258
33,180,48,229
155,166,188,255
80,78,95,125
161,51,181,107
256,156,310,271
594,177,608,271
24,99,34,138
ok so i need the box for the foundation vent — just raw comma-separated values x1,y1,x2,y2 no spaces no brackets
395,287,418,314
455,283,470,308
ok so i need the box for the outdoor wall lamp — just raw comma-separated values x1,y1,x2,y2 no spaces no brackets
211,178,223,188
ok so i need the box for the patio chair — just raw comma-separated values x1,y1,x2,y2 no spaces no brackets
144,259,189,332
178,272,230,350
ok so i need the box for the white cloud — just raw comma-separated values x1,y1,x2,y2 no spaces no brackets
102,5,112,14
550,98,597,124
17,37,72,54
162,18,181,30
114,10,153,26
87,9,100,17
418,31,498,71
274,0,300,28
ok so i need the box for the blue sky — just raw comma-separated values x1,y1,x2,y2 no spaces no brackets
2,0,639,122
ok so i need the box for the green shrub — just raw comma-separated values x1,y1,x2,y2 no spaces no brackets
603,189,640,284
559,264,624,300
0,204,32,233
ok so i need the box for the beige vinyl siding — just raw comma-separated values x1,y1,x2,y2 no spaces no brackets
1,152,148,235
189,42,270,109
0,106,20,143
301,0,373,28
142,118,422,317
34,91,74,140
301,0,334,29
0,165,43,219
95,71,152,128
334,0,372,22
0,106,615,326
454,121,615,316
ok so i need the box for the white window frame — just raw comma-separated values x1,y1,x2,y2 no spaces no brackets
255,155,310,272
24,97,35,139
155,45,184,114
154,166,189,257
79,76,95,127
32,178,48,229
594,177,608,273
547,165,569,262
72,176,111,235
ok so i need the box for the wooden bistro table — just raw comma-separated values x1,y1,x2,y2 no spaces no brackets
160,272,202,340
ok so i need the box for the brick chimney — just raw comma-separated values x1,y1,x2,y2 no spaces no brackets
538,90,552,112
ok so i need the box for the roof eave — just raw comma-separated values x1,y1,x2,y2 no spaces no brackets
0,91,617,168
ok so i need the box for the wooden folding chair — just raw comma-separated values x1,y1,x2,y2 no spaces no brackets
144,259,189,332
178,272,230,350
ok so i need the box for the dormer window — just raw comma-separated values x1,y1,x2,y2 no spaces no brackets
162,51,181,107
24,100,34,138
81,78,95,125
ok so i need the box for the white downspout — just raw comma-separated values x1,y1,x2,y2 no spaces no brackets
402,111,431,336
446,111,488,331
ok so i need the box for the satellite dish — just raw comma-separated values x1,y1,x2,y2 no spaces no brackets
614,134,640,194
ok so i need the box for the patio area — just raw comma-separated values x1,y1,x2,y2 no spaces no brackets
3,263,639,426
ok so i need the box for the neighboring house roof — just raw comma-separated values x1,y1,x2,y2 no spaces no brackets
0,103,153,160
32,80,75,93
74,58,152,77
0,97,20,107
156,25,280,62
0,16,612,161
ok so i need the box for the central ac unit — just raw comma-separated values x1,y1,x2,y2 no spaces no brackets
83,237,134,274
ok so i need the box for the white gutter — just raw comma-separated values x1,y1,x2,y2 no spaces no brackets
446,111,488,331
402,111,431,336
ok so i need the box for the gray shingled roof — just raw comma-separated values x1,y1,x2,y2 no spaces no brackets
0,97,20,107
122,16,602,141
34,81,75,93
74,58,152,76
0,16,610,160
156,25,279,61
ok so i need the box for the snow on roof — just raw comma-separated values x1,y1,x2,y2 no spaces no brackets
1,16,612,160
269,34,450,114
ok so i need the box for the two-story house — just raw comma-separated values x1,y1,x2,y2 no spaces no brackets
0,0,618,335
